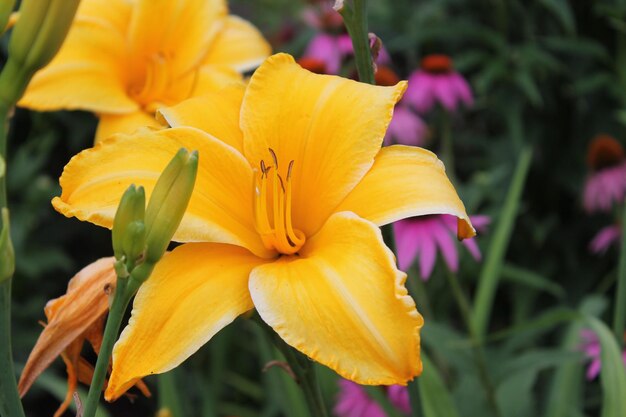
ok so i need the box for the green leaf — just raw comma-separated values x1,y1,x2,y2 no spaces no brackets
515,71,543,107
420,353,460,417
500,263,565,298
584,315,626,417
538,0,575,33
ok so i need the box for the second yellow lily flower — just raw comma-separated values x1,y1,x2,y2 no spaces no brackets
17,0,271,141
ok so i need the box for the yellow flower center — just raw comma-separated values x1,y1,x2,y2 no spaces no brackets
254,149,306,255
128,52,196,113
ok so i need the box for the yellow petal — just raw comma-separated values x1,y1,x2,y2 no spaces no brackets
52,127,272,258
157,84,245,153
127,0,227,77
241,53,407,236
249,212,423,385
105,243,264,400
203,15,271,72
77,0,133,34
192,66,243,97
19,18,136,114
337,145,475,239
95,110,162,143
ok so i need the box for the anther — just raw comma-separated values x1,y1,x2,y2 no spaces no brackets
269,148,278,168
287,160,294,180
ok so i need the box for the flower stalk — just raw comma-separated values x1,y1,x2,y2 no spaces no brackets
335,0,375,85
82,149,198,417
612,203,626,347
471,145,533,340
258,318,329,417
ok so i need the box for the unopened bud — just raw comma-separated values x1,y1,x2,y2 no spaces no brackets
10,0,79,71
0,208,15,283
144,148,198,264
0,0,16,34
122,221,146,267
112,185,146,261
0,0,79,107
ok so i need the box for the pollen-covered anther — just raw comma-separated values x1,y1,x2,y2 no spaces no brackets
254,149,306,255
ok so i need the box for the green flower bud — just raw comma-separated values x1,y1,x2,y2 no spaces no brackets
0,0,16,34
112,185,146,261
0,208,15,283
6,0,49,67
144,148,198,265
0,0,79,107
122,220,146,268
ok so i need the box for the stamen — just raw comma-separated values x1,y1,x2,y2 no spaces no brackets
269,148,278,166
252,154,305,255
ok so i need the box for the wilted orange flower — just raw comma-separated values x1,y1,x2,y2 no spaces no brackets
18,258,150,417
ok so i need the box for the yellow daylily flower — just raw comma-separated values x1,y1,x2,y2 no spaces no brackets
18,0,271,141
52,53,475,400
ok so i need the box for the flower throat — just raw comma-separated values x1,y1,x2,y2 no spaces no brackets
254,149,306,255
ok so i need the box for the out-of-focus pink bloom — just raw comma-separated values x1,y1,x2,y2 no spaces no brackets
334,380,410,417
404,54,473,114
374,66,428,147
387,385,411,415
580,329,626,380
302,0,344,30
334,380,387,417
583,135,626,213
303,33,343,74
384,105,428,147
393,214,490,279
589,224,621,254
300,2,390,76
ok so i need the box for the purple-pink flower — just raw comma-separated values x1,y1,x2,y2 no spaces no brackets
404,54,473,114
393,214,490,279
583,135,626,214
334,380,410,417
589,224,621,254
300,1,389,76
384,104,429,147
580,329,626,380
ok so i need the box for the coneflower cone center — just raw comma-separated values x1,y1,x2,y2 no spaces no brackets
254,149,306,255
587,135,625,171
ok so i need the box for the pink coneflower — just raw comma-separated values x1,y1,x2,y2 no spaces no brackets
334,380,409,417
583,135,626,213
589,224,621,254
404,54,473,114
374,66,429,147
393,214,490,279
384,105,429,147
580,329,626,380
387,385,411,415
300,1,389,76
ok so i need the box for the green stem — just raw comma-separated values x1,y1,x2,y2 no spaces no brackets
612,203,626,347
82,278,138,417
338,0,375,85
407,379,424,417
158,370,186,417
0,279,25,417
471,145,533,340
257,318,328,417
0,99,23,417
443,271,502,417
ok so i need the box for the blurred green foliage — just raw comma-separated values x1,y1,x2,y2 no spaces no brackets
4,0,626,416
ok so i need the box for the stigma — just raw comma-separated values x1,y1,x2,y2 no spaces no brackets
254,149,306,255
